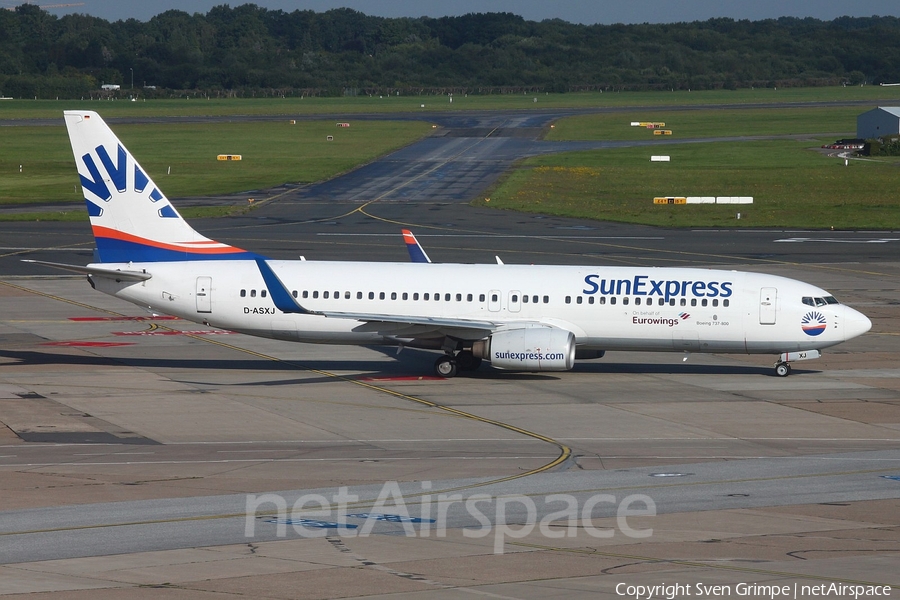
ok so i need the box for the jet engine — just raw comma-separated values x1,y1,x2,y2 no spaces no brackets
472,327,575,371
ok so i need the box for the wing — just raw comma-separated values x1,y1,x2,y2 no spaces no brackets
256,258,508,340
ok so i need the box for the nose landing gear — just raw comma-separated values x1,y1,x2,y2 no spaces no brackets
774,361,792,377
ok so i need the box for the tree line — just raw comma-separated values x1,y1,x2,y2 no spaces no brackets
1,3,899,98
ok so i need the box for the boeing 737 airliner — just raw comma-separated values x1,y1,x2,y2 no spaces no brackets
27,111,872,378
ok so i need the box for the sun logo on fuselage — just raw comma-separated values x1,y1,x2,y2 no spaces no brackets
801,311,827,336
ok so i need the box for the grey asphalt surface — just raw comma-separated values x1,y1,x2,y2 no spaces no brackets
2,450,898,565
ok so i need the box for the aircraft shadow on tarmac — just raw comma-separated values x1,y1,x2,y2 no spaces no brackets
0,349,804,382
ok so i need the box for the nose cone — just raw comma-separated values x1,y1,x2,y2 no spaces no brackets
843,306,872,341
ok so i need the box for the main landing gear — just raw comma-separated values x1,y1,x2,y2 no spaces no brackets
434,350,483,378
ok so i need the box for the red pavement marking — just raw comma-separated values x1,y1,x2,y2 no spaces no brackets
112,330,235,336
68,316,181,321
357,376,445,381
42,341,135,347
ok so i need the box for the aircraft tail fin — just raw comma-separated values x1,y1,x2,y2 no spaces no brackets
64,111,252,263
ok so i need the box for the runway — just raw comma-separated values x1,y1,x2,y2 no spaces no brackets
0,106,898,598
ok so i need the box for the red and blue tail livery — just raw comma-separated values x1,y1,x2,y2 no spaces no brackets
64,111,255,263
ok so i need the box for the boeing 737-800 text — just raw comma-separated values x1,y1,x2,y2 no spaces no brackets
26,111,872,378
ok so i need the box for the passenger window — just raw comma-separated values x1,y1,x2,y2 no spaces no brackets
512,294,519,303
368,292,374,300
323,291,329,299
623,297,629,305
379,292,385,300
543,296,549,303
599,297,606,305
522,295,529,303
659,298,665,306
312,291,318,299
292,290,298,298
357,291,362,299
250,290,257,298
588,296,594,304
491,294,498,302
402,292,408,300
424,293,430,300
456,293,462,301
303,291,309,299
414,293,419,300
635,297,641,306
345,291,350,299
610,297,617,305
391,292,397,300
240,289,246,297
576,296,583,304
680,298,686,306
467,294,473,302
333,291,338,299
445,293,451,301
669,299,675,306
480,294,486,302
565,296,571,304
712,299,718,307
690,298,696,307
701,299,708,307
435,293,440,301
533,295,539,303
723,299,730,307
261,290,267,298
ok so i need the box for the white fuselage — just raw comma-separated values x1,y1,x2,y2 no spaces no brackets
90,260,870,356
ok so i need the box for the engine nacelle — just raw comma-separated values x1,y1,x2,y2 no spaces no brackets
472,327,576,371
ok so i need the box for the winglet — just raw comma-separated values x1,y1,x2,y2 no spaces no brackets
255,259,319,315
402,229,431,263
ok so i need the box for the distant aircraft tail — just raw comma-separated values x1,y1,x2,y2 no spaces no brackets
402,229,431,263
64,111,253,263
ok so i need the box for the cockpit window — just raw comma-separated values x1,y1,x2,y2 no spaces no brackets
803,295,840,306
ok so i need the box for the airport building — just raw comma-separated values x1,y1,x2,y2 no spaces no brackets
857,106,900,139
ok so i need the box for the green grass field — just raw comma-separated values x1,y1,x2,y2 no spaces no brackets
478,94,900,229
479,139,900,229
3,85,900,228
1,84,899,119
0,120,432,209
546,106,859,140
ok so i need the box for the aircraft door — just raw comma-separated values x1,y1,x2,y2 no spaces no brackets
488,290,501,312
196,276,212,313
508,290,521,313
759,287,776,325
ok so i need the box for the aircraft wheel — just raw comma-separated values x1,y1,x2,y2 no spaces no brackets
775,362,790,377
455,351,482,371
434,356,458,378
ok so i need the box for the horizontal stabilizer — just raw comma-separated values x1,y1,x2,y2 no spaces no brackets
22,259,152,281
